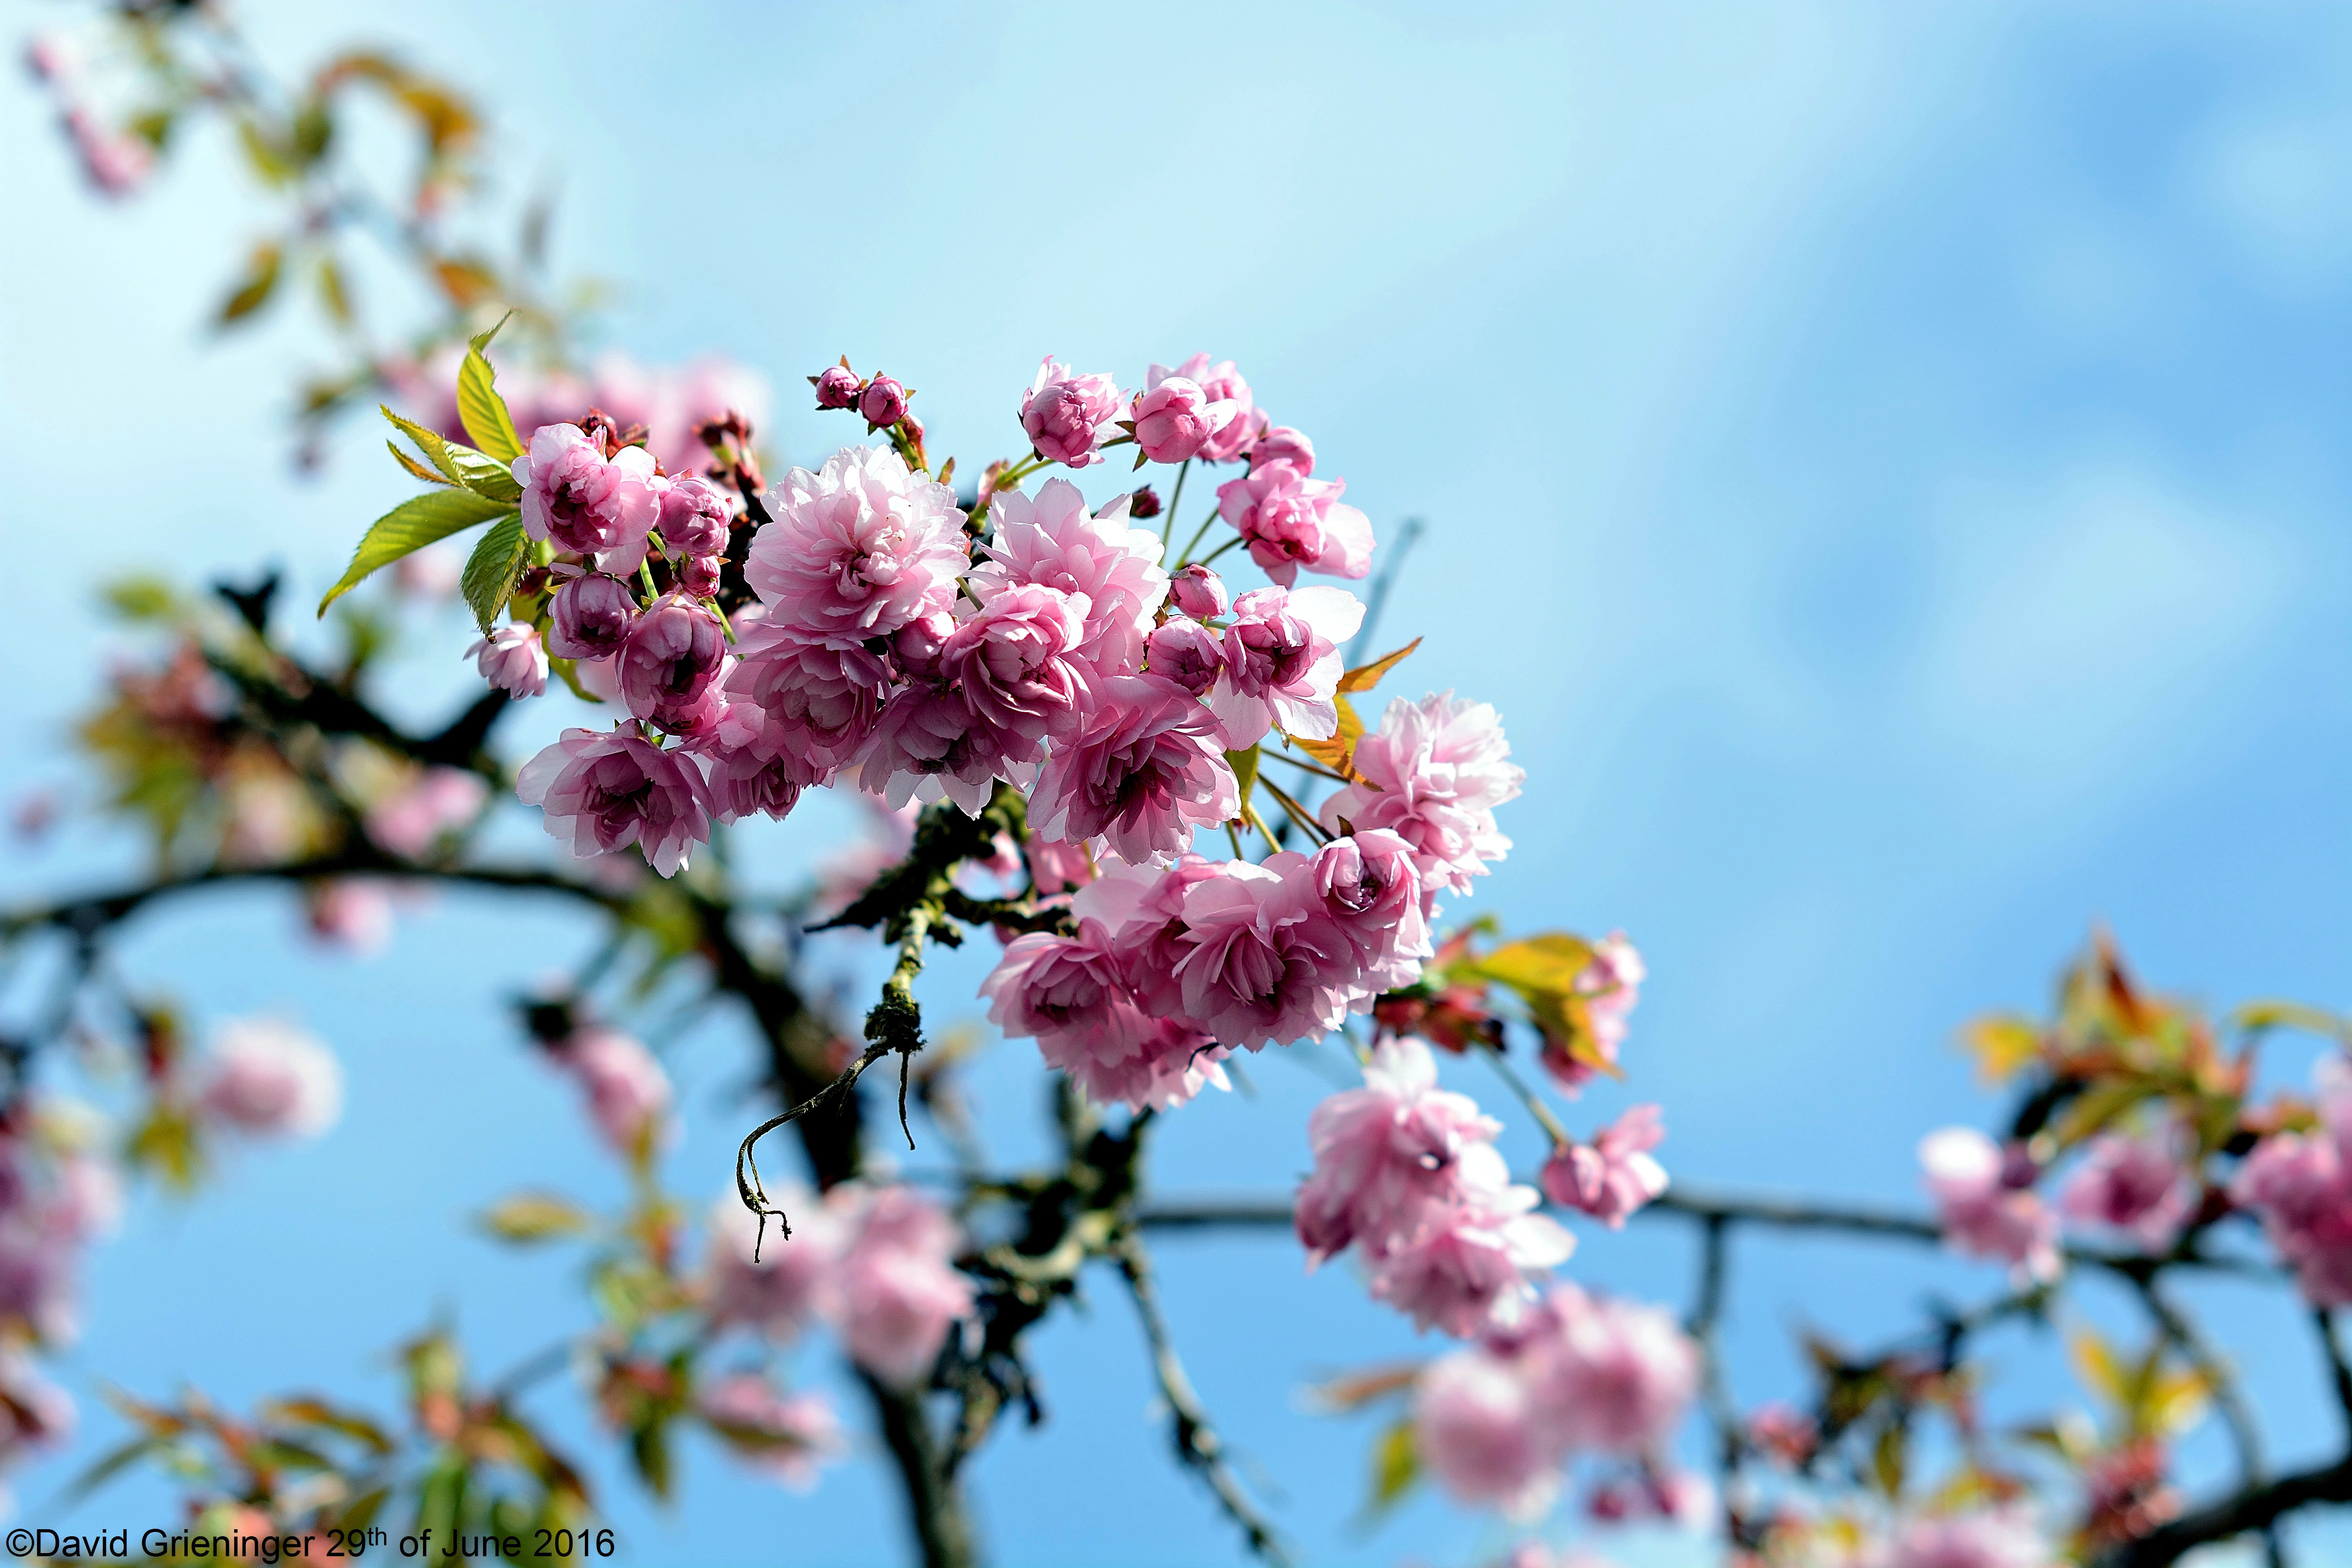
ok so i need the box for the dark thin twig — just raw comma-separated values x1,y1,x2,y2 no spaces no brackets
1687,1214,1747,1538
2133,1277,2264,1488
2316,1308,2352,1444
1112,1233,1294,1566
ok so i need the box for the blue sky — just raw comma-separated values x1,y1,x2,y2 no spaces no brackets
5,2,2352,1564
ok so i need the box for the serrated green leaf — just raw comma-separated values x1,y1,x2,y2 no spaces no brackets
318,488,512,616
383,405,522,501
461,513,530,634
458,314,523,460
387,440,455,487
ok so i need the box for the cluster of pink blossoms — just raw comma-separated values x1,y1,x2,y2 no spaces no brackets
705,1183,974,1388
1412,1282,1700,1518
2231,1061,2352,1304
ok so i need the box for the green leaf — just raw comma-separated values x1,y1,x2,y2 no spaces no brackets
383,405,522,501
1365,1418,1419,1515
1225,745,1260,809
387,440,455,487
56,1434,163,1509
101,575,181,622
480,1191,596,1244
461,512,530,634
318,489,512,616
217,243,283,325
458,314,523,460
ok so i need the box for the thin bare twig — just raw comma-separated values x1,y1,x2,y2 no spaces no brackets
2133,1277,2265,1488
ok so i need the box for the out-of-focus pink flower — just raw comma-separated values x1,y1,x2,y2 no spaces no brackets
1214,461,1373,586
365,766,488,860
697,1373,844,1491
1159,354,1258,463
200,1018,343,1139
303,879,394,956
550,1028,670,1157
1543,1105,1668,1229
1527,1284,1698,1454
1414,1350,1555,1511
1885,1512,2052,1568
1144,617,1223,695
704,1194,842,1341
1251,426,1316,476
394,544,463,599
813,365,861,410
1920,1127,2061,1284
1321,691,1523,898
1542,933,1645,1093
63,107,152,196
1206,584,1364,748
0,1220,79,1345
969,480,1169,679
1025,833,1094,896
1309,829,1431,994
586,352,774,475
747,446,968,639
1372,1210,1575,1339
1748,1401,1819,1467
1030,675,1238,866
2060,1131,2194,1253
512,424,659,561
516,728,711,878
618,593,728,726
940,583,1092,757
655,473,735,560
2232,1063,2352,1303
1168,563,1229,621
1019,358,1124,468
0,1352,74,1464
220,773,311,867
1131,372,1236,465
832,1185,973,1386
548,573,639,661
858,375,908,429
467,623,548,698
25,34,80,83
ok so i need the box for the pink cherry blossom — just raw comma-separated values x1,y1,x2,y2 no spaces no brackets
1131,372,1235,465
516,728,711,877
1205,585,1365,748
701,749,805,826
697,1373,844,1492
548,573,639,661
1321,691,1523,897
940,583,1093,756
1160,354,1258,463
303,879,394,956
1025,834,1094,896
364,766,488,860
1370,1206,1573,1338
655,472,735,559
854,685,1029,816
1144,617,1224,696
720,623,894,790
466,623,548,699
1214,461,1374,586
1885,1512,2052,1568
2059,1131,2194,1253
511,423,659,560
200,1018,343,1139
1414,1349,1555,1511
968,479,1170,679
1309,829,1431,994
1526,1283,1698,1454
981,921,1226,1111
858,375,908,429
617,593,728,726
1296,1034,1507,1262
1543,933,1646,1093
63,107,152,196
550,1027,670,1157
832,1185,974,1387
746,446,968,639
1018,357,1124,467
2232,1065,2352,1303
1251,426,1316,476
586,351,774,475
1543,1105,1668,1229
704,1193,842,1341
1920,1127,2061,1284
1168,563,1229,620
813,364,860,409
1030,676,1238,866
1169,856,1356,1049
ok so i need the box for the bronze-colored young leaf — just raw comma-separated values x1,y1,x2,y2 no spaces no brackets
217,242,283,325
319,488,512,615
387,439,454,487
1336,636,1422,695
1292,692,1365,778
460,512,530,634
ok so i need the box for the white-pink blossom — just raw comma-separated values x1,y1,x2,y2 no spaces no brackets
832,1185,973,1387
511,423,660,561
1030,676,1238,866
1526,1283,1699,1455
1920,1127,2061,1284
704,1193,842,1341
1168,856,1355,1049
200,1018,343,1140
697,1373,843,1492
466,624,548,699
1160,354,1259,464
1018,358,1124,468
981,921,1225,1111
1414,1350,1556,1512
1322,691,1523,897
1543,1105,1668,1229
550,1028,670,1158
1205,585,1364,748
1214,460,1374,586
1130,372,1236,466
2060,1131,2194,1253
516,728,711,878
968,479,1169,680
746,446,968,639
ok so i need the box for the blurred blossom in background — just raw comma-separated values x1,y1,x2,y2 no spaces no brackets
5,2,2352,1563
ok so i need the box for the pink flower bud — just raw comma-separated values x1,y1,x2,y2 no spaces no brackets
1168,564,1229,620
812,364,861,410
465,624,548,698
677,554,724,597
1131,376,1232,465
858,376,908,428
548,573,640,661
1250,425,1316,476
1145,618,1223,695
618,593,727,723
891,609,958,682
1127,485,1163,519
656,474,734,559
1018,357,1123,467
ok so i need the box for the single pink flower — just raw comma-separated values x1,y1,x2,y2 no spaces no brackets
200,1018,343,1139
548,572,640,661
746,446,968,639
1295,1034,1508,1264
1168,563,1229,620
1920,1127,2061,1284
831,1185,973,1387
853,684,1031,816
516,728,711,878
466,623,548,699
550,1027,670,1157
303,879,394,956
1205,585,1365,748
1130,372,1236,466
1159,354,1259,463
940,583,1093,757
1214,460,1374,586
1308,829,1431,996
1369,1209,1573,1338
618,593,729,727
1413,1350,1555,1511
1144,617,1224,696
511,423,659,561
969,480,1169,679
1018,357,1124,467
655,472,735,560
1543,1105,1668,1229
1524,1283,1698,1454
1541,933,1645,1093
1029,675,1238,866
720,622,893,790
981,921,1226,1110
1168,856,1355,1049
365,767,488,860
1321,691,1523,898
1250,425,1316,476
704,1193,842,1341
697,1373,844,1492
2060,1131,2194,1253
